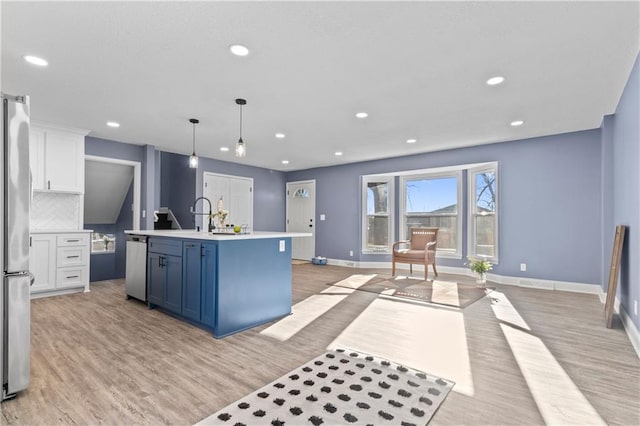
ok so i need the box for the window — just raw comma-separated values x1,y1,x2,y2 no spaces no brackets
91,232,116,254
400,172,462,257
468,164,498,261
362,176,394,253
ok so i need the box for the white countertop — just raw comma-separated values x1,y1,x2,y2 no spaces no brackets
124,230,312,241
31,229,93,234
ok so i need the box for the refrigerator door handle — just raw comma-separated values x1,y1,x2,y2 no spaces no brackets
28,271,35,286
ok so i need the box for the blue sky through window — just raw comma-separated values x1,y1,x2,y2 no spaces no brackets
406,177,457,213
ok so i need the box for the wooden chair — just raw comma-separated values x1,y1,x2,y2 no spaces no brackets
392,227,438,279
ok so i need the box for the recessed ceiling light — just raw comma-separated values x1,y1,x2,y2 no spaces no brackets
229,44,249,56
510,120,524,127
486,76,505,86
220,146,230,152
106,121,120,128
275,133,286,139
281,160,289,165
406,139,417,144
355,112,368,119
24,55,48,67
335,151,343,156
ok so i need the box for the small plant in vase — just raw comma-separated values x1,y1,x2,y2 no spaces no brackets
467,257,492,286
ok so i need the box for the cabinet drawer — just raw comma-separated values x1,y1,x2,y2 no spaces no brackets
57,246,89,267
57,233,89,247
56,266,87,289
148,238,182,257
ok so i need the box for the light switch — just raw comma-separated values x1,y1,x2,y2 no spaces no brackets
320,214,326,221
279,240,285,252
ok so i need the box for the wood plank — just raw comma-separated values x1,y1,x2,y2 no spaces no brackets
1,264,639,425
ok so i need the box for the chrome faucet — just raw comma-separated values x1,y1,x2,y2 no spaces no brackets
191,196,213,232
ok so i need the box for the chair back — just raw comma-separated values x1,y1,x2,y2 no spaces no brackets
410,227,438,250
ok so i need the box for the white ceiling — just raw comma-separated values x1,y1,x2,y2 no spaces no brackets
2,1,639,172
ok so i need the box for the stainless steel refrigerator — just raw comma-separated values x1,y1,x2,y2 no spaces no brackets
1,93,32,401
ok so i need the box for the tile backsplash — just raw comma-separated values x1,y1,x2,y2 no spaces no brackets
31,192,81,230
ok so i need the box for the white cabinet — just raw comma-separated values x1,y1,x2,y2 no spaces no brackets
30,234,56,293
30,232,90,296
30,124,87,193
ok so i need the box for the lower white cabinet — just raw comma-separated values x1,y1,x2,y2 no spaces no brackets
30,231,90,296
30,235,56,293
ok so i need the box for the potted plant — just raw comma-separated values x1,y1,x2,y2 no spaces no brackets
467,257,492,286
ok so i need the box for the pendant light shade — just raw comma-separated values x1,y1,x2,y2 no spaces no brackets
189,118,199,168
235,98,247,158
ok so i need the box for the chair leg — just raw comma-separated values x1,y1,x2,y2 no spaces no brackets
424,262,428,280
410,264,413,274
432,263,438,277
392,260,396,277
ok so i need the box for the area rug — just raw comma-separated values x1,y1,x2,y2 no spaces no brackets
195,348,454,426
328,274,494,308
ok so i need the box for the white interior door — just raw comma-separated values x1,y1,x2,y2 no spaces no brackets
203,172,253,230
228,177,253,228
286,180,316,260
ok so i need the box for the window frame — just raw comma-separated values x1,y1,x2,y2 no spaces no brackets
399,170,463,259
361,175,395,254
467,163,499,263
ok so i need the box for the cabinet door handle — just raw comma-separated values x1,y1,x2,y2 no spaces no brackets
47,180,51,190
67,255,80,259
66,275,79,279
67,239,80,242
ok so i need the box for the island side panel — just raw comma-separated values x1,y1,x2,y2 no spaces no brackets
215,237,292,337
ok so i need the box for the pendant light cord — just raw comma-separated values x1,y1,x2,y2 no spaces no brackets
239,104,243,139
192,121,196,152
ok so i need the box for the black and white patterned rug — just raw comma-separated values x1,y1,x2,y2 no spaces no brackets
195,348,454,426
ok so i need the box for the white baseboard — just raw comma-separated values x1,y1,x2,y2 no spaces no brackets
327,259,602,294
620,304,640,357
30,286,84,299
597,286,639,358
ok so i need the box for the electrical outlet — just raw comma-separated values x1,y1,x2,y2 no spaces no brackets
279,240,285,252
142,210,146,218
634,300,638,316
320,214,326,221
349,250,353,257
520,263,527,272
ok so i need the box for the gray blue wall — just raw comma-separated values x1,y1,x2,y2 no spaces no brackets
287,129,603,285
610,52,639,329
160,152,196,229
194,157,287,231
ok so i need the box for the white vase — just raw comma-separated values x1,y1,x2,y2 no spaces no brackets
476,272,486,286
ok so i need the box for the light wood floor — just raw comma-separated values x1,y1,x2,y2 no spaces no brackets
2,264,639,425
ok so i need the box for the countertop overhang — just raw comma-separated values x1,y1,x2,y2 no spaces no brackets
124,230,312,241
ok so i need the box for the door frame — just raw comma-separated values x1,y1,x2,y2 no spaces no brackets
286,179,316,259
85,155,142,230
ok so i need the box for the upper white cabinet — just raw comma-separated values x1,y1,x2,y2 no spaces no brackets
30,123,88,193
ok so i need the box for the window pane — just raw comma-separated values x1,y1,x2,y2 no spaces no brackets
474,215,495,257
91,232,116,253
367,182,388,214
367,215,389,250
475,171,496,213
405,215,457,252
406,177,457,214
366,181,390,251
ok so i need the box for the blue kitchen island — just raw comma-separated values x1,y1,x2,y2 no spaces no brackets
125,230,311,338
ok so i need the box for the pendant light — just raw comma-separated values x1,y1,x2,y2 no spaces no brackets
189,118,199,168
235,98,247,158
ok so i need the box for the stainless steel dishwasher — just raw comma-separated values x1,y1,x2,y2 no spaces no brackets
125,235,147,301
